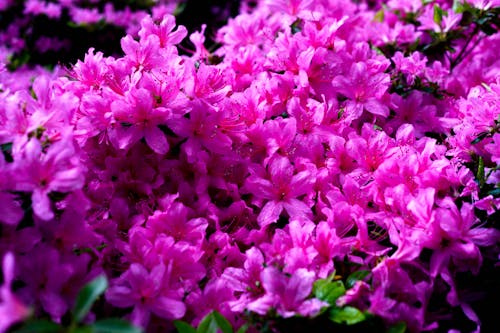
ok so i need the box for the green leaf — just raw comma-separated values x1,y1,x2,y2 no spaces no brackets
387,321,407,333
7,51,30,71
471,131,489,144
0,142,13,162
72,275,108,323
73,327,93,333
197,312,218,333
13,320,62,333
374,9,384,22
488,188,500,197
337,108,345,119
290,18,303,34
433,5,444,26
213,311,233,333
480,24,497,35
313,279,346,305
329,306,367,325
174,321,197,333
346,270,370,289
91,319,142,333
477,16,491,25
452,0,466,13
236,324,249,333
196,311,234,333
477,156,485,187
173,2,187,16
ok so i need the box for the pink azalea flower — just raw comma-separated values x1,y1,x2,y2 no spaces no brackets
392,51,427,85
332,61,390,118
312,221,343,277
474,195,500,215
346,123,396,173
259,117,297,161
146,235,206,290
369,259,434,332
247,267,327,318
121,34,162,72
138,15,187,49
146,203,208,246
13,137,84,221
386,92,440,137
76,92,113,143
71,48,109,90
186,278,235,325
223,247,266,312
110,88,170,154
427,199,500,277
244,155,316,227
70,7,102,24
167,101,233,159
29,75,78,133
0,91,32,144
106,262,186,328
17,244,75,321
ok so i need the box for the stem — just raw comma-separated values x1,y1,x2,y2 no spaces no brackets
450,26,481,72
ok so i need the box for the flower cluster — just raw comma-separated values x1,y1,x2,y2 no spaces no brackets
1,1,500,333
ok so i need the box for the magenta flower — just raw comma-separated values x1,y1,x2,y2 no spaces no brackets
186,278,235,325
1,3,500,332
332,61,390,118
106,262,185,328
13,137,84,220
221,248,267,314
17,244,75,321
71,48,109,90
369,259,433,332
138,15,187,49
427,199,500,277
167,101,233,158
121,34,162,72
386,92,440,137
110,88,170,154
247,267,327,318
259,117,297,161
245,155,316,227
146,203,208,246
312,221,343,277
0,91,32,144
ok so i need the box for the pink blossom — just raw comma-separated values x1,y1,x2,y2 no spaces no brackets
13,137,84,220
427,199,500,277
138,15,187,48
106,262,186,327
245,155,316,227
121,35,163,72
332,61,390,118
110,88,170,154
247,267,327,318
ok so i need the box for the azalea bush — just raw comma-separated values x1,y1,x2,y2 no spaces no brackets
1,0,500,332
